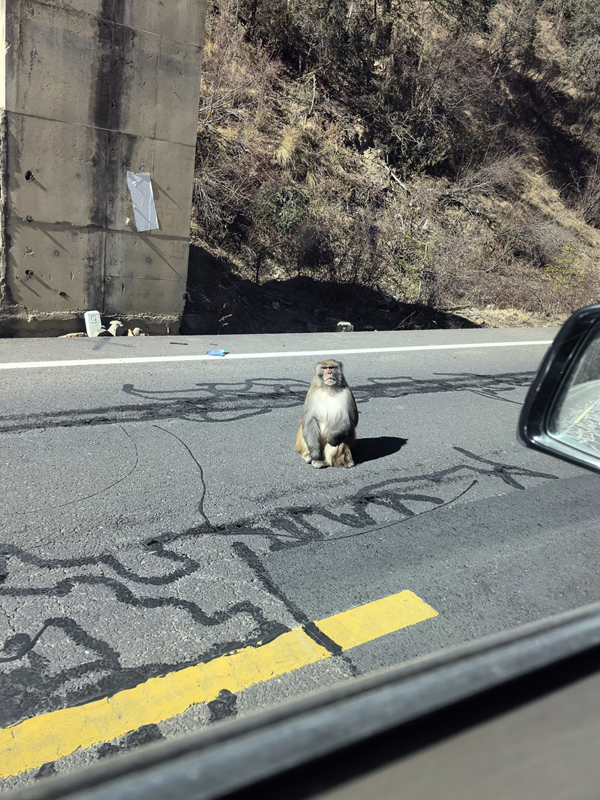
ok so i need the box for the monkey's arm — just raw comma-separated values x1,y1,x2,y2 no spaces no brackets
327,390,359,446
302,415,323,459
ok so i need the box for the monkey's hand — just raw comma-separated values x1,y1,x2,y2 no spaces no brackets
311,460,326,469
327,428,349,447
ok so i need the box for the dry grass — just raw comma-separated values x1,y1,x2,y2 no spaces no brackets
190,0,600,329
476,305,569,328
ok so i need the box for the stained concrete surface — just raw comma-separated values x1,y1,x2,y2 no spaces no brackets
0,0,206,336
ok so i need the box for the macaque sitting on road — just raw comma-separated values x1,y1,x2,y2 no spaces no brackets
295,359,358,468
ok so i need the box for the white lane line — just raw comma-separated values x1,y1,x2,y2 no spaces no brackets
0,340,553,371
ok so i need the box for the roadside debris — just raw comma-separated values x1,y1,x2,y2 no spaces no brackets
108,320,127,336
336,321,354,332
83,310,102,337
206,349,227,356
59,313,150,337
326,317,354,332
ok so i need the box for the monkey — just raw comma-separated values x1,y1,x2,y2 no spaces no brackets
295,359,358,468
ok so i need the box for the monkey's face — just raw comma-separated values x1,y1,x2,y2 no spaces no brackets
314,359,344,387
320,364,339,386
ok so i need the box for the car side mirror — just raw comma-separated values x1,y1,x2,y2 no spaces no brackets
518,303,600,472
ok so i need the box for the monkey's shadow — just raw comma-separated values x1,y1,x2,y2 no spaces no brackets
353,436,407,464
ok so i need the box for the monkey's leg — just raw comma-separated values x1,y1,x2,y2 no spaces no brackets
327,441,355,468
295,426,313,463
309,432,327,467
296,424,325,466
327,423,356,468
323,443,338,467
302,417,326,467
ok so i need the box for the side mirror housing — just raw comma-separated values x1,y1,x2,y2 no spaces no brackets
519,303,600,472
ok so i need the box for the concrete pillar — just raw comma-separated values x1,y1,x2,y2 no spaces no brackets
0,0,206,336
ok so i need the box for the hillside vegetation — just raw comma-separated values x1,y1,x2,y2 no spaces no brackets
187,0,600,332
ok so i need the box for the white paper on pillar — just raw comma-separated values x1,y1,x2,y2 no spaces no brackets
126,172,160,232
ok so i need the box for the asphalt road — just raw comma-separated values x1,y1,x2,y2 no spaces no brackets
1,327,599,790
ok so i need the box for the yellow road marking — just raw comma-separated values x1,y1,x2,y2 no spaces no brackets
317,590,437,649
572,403,595,425
0,590,437,779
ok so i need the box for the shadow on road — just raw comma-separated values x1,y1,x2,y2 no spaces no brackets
354,436,408,464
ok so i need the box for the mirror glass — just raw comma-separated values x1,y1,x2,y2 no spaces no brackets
548,327,600,457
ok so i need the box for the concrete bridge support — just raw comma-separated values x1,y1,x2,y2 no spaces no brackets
0,0,206,336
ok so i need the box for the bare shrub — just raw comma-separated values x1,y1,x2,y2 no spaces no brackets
274,121,341,185
391,224,492,308
392,194,598,318
192,0,278,247
295,225,336,277
198,1,276,125
341,209,392,287
285,199,392,290
570,160,600,228
496,207,570,268
422,233,472,307
455,154,526,200
442,237,599,317
498,0,541,63
238,0,377,87
377,26,512,177
193,132,270,246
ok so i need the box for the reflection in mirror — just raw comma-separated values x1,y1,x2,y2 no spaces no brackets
548,326,600,457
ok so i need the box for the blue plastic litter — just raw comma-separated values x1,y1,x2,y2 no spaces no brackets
206,349,228,357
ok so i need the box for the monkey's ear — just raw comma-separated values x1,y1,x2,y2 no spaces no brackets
337,361,343,370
